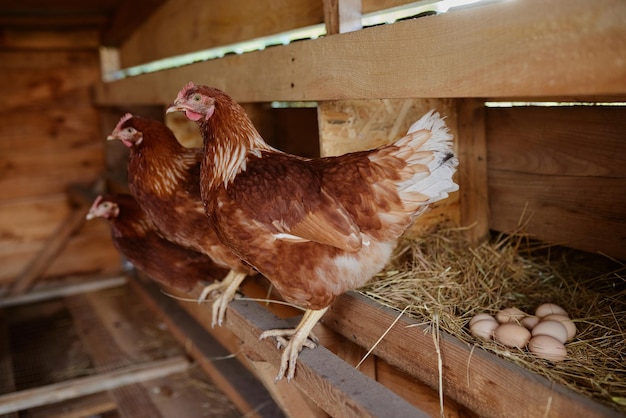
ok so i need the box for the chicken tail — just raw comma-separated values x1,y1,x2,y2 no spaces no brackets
390,110,459,215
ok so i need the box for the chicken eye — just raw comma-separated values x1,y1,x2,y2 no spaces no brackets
193,94,202,102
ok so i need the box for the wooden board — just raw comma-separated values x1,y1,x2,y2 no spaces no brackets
323,292,621,418
97,0,626,105
117,0,411,68
128,275,287,418
486,106,626,259
456,99,489,243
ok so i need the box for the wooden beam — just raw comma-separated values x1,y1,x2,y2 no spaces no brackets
224,299,430,418
128,276,287,418
96,0,626,105
456,98,489,243
0,276,126,308
0,356,189,415
324,292,621,418
8,205,89,296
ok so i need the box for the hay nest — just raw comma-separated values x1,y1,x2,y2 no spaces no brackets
359,227,625,412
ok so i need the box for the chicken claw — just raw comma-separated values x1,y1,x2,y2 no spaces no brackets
197,270,247,327
259,307,328,381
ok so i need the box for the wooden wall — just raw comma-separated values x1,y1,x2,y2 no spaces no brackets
0,43,120,288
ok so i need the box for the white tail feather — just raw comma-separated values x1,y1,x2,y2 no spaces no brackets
396,110,458,206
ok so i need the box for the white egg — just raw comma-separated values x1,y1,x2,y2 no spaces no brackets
532,320,568,344
496,307,526,324
543,314,577,341
469,313,497,326
494,323,531,348
521,315,540,330
470,319,499,341
529,335,567,362
535,303,568,318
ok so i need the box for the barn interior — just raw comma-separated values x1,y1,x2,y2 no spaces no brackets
0,1,625,417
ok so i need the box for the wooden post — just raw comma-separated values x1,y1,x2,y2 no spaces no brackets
323,0,362,35
456,98,490,244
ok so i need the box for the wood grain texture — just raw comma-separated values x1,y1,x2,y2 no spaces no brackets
486,106,626,258
224,298,431,418
324,292,621,418
129,276,286,418
97,0,626,105
456,99,489,243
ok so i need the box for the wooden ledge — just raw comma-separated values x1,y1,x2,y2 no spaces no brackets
325,292,622,418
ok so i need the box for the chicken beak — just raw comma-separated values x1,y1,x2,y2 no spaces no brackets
85,212,95,220
106,134,117,141
166,102,184,114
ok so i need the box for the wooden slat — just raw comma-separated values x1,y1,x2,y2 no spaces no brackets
224,299,430,418
26,392,117,418
99,0,168,47
0,311,19,418
0,357,189,415
128,276,287,418
456,99,489,243
0,29,100,50
0,276,126,308
486,106,626,259
323,292,621,418
8,205,89,296
97,0,626,105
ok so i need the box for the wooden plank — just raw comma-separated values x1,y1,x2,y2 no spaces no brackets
117,0,325,68
0,29,100,50
486,106,626,259
317,99,460,235
8,205,90,296
0,276,126,309
0,356,189,415
97,0,626,105
128,276,287,418
0,145,104,200
456,99,489,243
223,299,431,417
100,0,168,47
323,292,621,418
323,0,362,35
26,392,117,418
65,287,183,418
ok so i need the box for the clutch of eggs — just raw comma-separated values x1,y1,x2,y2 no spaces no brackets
469,303,576,362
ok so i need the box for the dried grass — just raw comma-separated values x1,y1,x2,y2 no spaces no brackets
359,227,626,412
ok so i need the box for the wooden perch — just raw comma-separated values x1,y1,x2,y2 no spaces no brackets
223,297,429,418
0,356,189,415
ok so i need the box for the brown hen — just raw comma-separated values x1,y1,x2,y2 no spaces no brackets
107,114,254,326
87,194,228,292
168,83,458,380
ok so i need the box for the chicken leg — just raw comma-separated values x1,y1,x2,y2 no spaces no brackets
198,270,247,327
259,307,329,381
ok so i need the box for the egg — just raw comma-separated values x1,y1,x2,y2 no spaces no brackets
520,315,540,330
529,335,567,362
496,307,526,324
470,319,499,341
543,314,577,341
535,303,568,318
494,323,531,348
532,320,568,344
469,313,497,326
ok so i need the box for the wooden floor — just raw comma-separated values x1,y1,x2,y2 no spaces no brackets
0,282,241,418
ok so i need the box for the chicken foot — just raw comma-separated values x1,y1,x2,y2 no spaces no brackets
197,269,247,327
259,307,329,381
